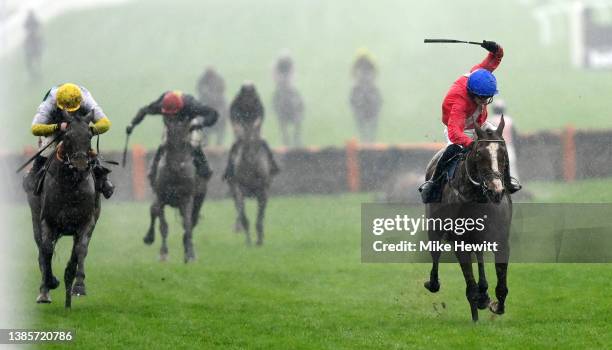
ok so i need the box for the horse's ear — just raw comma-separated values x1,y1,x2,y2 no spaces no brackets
475,123,486,139
497,114,505,136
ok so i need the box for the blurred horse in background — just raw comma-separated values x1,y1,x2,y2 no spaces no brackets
226,120,276,246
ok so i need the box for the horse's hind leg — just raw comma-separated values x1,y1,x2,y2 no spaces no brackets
489,263,508,315
144,198,161,245
457,252,479,322
424,231,442,293
37,221,59,303
255,191,267,246
476,252,491,309
180,198,196,263
159,205,169,261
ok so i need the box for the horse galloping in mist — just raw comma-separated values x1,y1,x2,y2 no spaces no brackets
142,120,209,263
423,116,512,322
226,128,277,246
26,116,101,308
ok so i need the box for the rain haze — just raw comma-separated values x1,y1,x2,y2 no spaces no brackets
0,0,611,347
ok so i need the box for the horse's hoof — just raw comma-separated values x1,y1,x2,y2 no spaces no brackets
489,300,505,315
184,255,196,264
424,280,440,293
478,295,491,310
71,284,86,296
159,253,168,262
256,240,263,246
48,276,60,290
36,292,51,304
143,234,154,245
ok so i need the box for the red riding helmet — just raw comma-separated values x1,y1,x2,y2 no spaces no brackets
161,91,184,115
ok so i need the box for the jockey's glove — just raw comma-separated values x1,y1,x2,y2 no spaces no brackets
481,40,499,53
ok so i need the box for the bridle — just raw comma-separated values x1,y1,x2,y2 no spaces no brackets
463,139,507,195
55,142,94,172
55,116,94,173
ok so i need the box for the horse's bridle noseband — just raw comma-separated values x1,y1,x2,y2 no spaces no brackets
464,139,507,194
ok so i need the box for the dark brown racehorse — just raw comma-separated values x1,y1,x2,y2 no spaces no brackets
142,119,208,263
423,116,512,321
26,116,100,308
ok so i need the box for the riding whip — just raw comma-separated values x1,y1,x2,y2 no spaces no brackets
16,132,64,173
424,39,483,45
121,133,130,167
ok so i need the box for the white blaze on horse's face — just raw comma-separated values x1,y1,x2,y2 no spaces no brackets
486,143,504,193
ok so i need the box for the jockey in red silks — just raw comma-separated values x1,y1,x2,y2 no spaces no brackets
419,41,521,203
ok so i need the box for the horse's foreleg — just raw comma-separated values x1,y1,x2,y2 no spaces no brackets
144,198,161,245
159,204,169,261
255,192,267,246
64,243,78,308
279,119,290,147
490,263,508,315
293,119,302,147
191,190,207,228
230,185,251,244
457,252,479,322
424,251,441,293
231,186,250,245
180,198,195,263
37,220,58,304
424,231,442,293
476,251,491,309
71,222,94,301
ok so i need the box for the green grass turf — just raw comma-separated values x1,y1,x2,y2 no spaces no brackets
8,179,612,349
3,0,612,152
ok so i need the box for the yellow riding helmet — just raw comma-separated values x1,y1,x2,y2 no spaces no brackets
56,83,82,112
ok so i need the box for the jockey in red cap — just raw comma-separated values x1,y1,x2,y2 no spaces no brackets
126,91,218,183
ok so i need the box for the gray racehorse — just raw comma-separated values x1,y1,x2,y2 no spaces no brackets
226,129,276,246
423,117,512,322
142,118,208,263
26,116,100,308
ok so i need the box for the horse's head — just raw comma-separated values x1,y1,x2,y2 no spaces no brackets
59,115,93,172
466,116,509,203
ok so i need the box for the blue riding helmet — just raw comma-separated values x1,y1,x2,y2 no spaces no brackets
467,69,499,97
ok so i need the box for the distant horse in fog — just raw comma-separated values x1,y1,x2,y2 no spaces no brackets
273,83,304,147
226,126,277,246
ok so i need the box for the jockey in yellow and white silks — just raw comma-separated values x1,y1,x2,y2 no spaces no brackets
25,83,114,198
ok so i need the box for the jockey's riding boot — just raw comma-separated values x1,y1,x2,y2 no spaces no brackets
148,146,164,185
192,147,213,180
418,144,463,203
504,167,522,194
93,162,114,199
262,141,280,176
23,155,47,194
223,142,241,181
